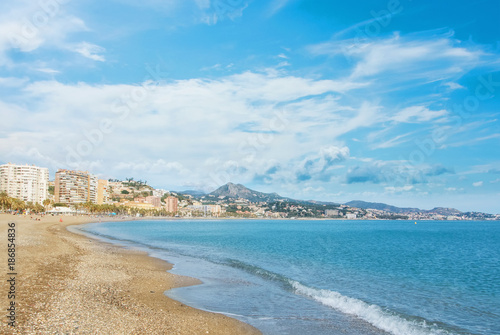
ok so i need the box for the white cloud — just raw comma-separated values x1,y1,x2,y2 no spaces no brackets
115,160,189,175
35,67,60,74
392,106,448,123
473,181,483,187
385,185,414,193
308,33,483,81
371,133,412,149
0,1,89,65
447,134,500,148
0,77,29,87
0,71,369,188
267,0,292,16
444,82,465,90
72,42,106,62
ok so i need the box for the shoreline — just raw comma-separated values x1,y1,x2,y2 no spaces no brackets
0,213,260,334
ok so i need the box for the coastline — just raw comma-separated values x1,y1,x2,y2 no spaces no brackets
0,213,260,334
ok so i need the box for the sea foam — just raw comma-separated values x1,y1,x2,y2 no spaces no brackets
291,281,451,335
225,258,453,335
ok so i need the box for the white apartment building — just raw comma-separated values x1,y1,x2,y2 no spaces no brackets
0,163,49,204
55,169,98,204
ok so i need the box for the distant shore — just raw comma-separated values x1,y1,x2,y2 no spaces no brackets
0,213,260,334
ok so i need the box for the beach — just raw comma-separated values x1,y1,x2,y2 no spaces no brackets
0,214,260,334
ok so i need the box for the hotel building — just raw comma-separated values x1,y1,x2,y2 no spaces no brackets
165,196,178,213
146,196,161,208
55,169,98,204
187,204,222,216
0,163,49,204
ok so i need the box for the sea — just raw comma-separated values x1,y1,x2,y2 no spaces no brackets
77,219,500,335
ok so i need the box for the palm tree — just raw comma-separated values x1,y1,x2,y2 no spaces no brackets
0,192,12,211
11,198,26,212
43,199,51,211
34,203,44,213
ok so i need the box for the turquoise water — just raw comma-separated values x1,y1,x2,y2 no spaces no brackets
79,220,500,335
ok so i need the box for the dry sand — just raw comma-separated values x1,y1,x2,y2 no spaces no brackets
0,214,261,334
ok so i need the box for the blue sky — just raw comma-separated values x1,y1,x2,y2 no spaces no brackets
1,0,499,213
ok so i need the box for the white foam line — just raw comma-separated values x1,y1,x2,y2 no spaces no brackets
292,282,451,335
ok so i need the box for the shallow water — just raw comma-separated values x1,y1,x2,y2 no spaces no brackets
80,219,500,335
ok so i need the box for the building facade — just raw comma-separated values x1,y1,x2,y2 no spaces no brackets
55,169,98,204
165,196,178,213
186,204,222,216
145,196,161,208
0,163,49,204
97,179,109,205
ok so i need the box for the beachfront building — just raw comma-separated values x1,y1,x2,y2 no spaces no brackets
186,204,222,216
165,196,178,213
120,199,156,210
325,209,340,217
0,163,49,204
97,179,110,205
55,169,98,205
146,196,161,208
131,196,161,208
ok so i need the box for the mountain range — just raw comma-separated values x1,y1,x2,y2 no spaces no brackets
344,200,463,216
181,183,468,215
207,182,289,203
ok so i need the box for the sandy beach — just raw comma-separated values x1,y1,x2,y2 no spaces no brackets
0,214,260,334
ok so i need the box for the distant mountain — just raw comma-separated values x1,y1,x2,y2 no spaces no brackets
179,190,206,197
345,200,421,214
206,184,468,215
345,200,463,215
306,200,340,206
209,183,288,203
426,207,462,216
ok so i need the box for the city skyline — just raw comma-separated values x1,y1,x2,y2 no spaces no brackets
1,0,499,213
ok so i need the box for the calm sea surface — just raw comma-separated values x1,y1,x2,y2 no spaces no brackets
78,219,500,335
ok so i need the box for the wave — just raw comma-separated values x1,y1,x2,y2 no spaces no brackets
78,228,458,335
292,282,454,335
224,259,455,335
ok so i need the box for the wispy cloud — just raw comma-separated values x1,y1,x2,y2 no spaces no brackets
307,32,485,82
35,68,60,74
0,77,29,87
0,70,367,188
72,42,106,62
391,106,448,123
267,0,292,17
446,133,500,148
345,162,454,185
0,2,89,66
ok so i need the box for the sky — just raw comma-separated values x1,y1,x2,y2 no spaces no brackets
0,0,499,213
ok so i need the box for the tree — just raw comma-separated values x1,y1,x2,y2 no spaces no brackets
43,199,51,211
121,190,130,194
11,198,26,212
0,192,12,211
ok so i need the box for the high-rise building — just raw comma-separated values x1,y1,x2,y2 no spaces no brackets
97,179,109,205
146,196,161,208
165,196,178,213
55,169,98,204
0,163,49,204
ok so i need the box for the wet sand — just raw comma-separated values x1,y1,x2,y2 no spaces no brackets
0,214,260,334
